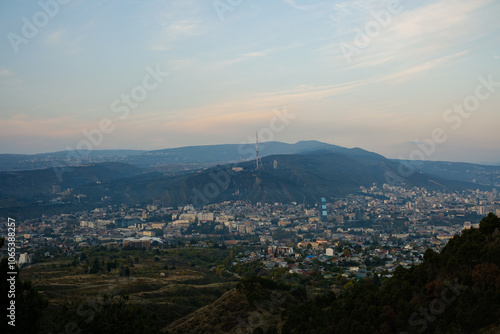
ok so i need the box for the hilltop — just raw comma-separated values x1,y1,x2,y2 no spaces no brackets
164,276,304,334
78,150,485,207
0,149,489,219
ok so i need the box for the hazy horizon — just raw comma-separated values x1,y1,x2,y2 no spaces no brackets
0,139,499,166
1,0,500,163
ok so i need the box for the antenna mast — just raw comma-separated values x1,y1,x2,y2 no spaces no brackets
256,132,263,171
256,132,259,170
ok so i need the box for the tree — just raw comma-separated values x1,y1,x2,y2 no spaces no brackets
372,273,381,287
479,213,500,240
89,258,100,274
265,326,279,334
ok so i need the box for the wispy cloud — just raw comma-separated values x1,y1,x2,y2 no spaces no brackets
45,29,65,45
0,68,15,77
136,49,470,136
150,19,204,51
0,68,20,86
282,0,312,11
242,51,266,58
215,41,303,67
377,51,469,83
324,0,493,69
128,80,368,136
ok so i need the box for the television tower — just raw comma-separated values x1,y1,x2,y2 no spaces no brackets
256,132,263,171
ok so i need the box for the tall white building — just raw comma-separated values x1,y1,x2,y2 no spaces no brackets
19,253,31,265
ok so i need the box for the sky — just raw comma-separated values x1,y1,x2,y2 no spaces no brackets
0,0,499,164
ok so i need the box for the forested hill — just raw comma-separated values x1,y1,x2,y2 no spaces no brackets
281,213,500,333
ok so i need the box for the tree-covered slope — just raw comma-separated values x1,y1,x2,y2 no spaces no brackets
281,213,500,334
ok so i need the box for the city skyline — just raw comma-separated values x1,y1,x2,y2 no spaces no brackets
1,0,499,164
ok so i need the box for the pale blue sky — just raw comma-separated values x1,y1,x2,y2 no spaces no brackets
1,0,499,163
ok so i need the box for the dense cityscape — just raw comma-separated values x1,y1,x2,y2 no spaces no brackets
6,185,499,281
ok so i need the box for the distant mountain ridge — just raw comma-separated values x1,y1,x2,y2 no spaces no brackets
0,150,145,171
146,140,381,161
0,141,347,171
394,159,500,187
2,141,499,190
73,150,486,208
1,142,498,214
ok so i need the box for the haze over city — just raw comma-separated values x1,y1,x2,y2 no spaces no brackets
1,0,499,164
